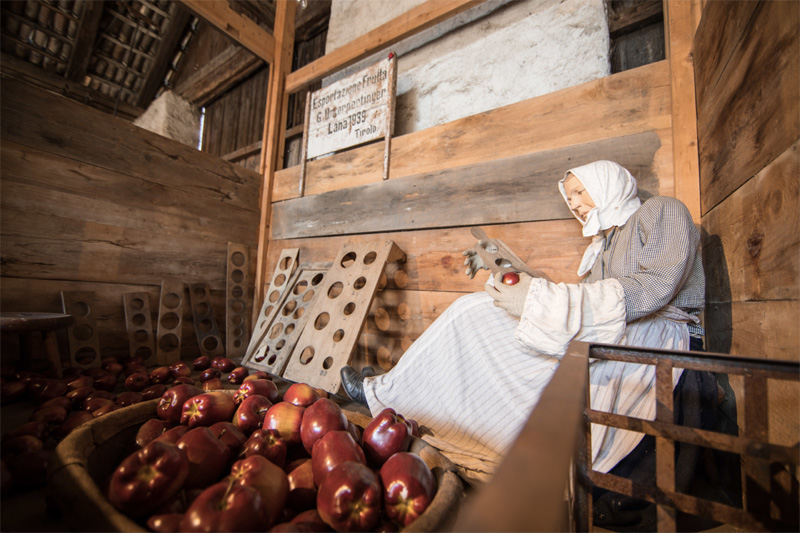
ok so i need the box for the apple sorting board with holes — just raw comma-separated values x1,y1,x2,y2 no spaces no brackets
245,248,299,361
244,267,328,376
282,240,406,394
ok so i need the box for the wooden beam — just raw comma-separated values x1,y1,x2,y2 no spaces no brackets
174,45,263,106
285,0,485,94
253,0,297,324
609,0,663,36
664,0,702,222
179,0,275,64
136,5,193,108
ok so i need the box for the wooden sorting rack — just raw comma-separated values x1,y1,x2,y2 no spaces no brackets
226,242,250,359
155,279,185,365
189,282,224,358
60,291,102,370
122,292,157,366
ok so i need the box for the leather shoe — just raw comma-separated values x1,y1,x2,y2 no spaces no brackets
361,366,376,378
340,365,368,406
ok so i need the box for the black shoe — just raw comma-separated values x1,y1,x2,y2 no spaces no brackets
361,366,377,378
340,366,367,406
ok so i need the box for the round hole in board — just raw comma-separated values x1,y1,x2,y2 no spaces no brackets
274,273,286,287
280,256,293,270
196,302,209,316
322,357,333,370
75,347,97,365
293,307,305,320
193,286,208,300
234,328,243,337
299,347,314,365
69,301,90,318
314,313,329,330
282,300,297,316
199,319,213,333
160,312,180,330
332,329,344,342
269,323,284,339
203,336,219,352
327,282,343,299
276,339,286,350
363,251,377,265
302,289,315,303
231,251,246,267
230,300,245,313
495,258,512,268
232,270,245,283
267,354,277,365
133,330,149,343
268,290,280,303
162,293,181,310
159,333,179,352
232,315,243,326
284,323,295,335
293,280,308,295
132,313,147,326
254,350,267,362
135,346,152,360
341,252,357,268
353,277,367,290
130,298,144,311
311,273,324,286
264,305,274,317
232,286,244,298
343,302,356,316
233,339,241,348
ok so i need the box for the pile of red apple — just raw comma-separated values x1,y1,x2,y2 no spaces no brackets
108,379,436,532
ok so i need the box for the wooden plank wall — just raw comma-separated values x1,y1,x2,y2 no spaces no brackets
265,61,674,371
0,77,262,363
694,0,799,445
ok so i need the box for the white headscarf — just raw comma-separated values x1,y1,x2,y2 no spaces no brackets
558,160,642,276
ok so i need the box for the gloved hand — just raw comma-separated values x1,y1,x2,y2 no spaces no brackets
486,272,533,318
463,242,489,279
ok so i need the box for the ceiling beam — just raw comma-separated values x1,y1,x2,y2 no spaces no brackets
179,0,276,64
64,0,104,82
174,44,263,107
285,0,485,94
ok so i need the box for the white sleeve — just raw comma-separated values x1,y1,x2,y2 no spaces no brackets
515,277,627,357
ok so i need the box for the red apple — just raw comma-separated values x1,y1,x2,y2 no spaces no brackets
311,430,366,488
66,375,94,391
125,365,148,377
234,379,279,405
192,355,211,371
86,389,117,402
4,421,47,442
93,373,118,392
202,377,223,391
103,360,124,377
289,509,331,531
125,372,150,392
176,427,231,489
84,397,116,413
379,452,436,527
28,378,67,402
85,367,108,380
181,391,236,428
39,396,72,411
361,408,412,466
66,385,95,408
227,367,250,385
135,419,176,448
124,355,145,369
116,391,144,406
172,376,195,386
29,405,68,426
152,425,189,446
501,271,520,285
263,402,306,446
347,421,362,444
92,403,120,417
141,384,168,401
168,361,192,380
180,481,268,532
147,513,183,533
107,440,190,517
212,357,236,373
240,429,287,468
300,398,348,454
199,367,220,382
283,383,321,408
156,384,202,423
286,458,317,512
6,449,52,489
56,411,95,439
2,435,44,457
407,418,421,438
209,421,247,459
316,461,381,532
244,371,271,382
149,366,172,384
234,394,273,435
228,454,290,528
1,381,27,404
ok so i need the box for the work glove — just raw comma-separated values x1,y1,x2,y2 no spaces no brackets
463,242,490,279
486,272,533,318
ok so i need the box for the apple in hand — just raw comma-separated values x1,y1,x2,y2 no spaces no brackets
228,455,290,528
316,461,381,532
234,394,273,435
501,271,520,285
181,391,236,428
176,427,231,489
300,397,348,454
180,481,268,533
156,384,202,423
263,402,306,446
107,440,190,517
283,382,321,407
240,429,287,468
361,408,412,466
234,379,278,404
379,452,436,527
311,430,366,488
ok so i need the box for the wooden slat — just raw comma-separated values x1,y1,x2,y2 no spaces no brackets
271,133,662,239
695,0,799,214
702,141,800,303
273,61,673,202
179,0,275,64
664,0,702,222
608,0,663,36
174,45,263,106
285,0,485,93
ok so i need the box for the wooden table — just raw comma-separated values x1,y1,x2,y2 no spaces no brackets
0,312,74,378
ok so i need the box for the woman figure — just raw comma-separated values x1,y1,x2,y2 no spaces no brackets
341,160,705,484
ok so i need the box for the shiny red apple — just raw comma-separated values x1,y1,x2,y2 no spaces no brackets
209,421,247,459
192,355,211,371
501,271,520,285
179,481,268,532
201,377,223,391
175,427,231,489
116,391,143,406
156,384,202,423
316,461,381,532
228,454,290,528
361,408,412,466
227,367,250,385
199,367,220,382
234,379,279,404
311,430,366,488
263,402,306,446
135,419,176,448
141,384,168,401
240,429,287,468
283,382,321,407
286,458,317,512
300,397,348,454
168,361,192,380
149,366,172,384
379,452,436,527
56,411,95,439
234,394,273,435
181,391,236,428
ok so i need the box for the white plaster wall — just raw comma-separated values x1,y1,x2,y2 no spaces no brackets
324,0,610,135
133,90,201,148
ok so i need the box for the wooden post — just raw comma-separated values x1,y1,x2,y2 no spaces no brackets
299,95,311,196
664,0,702,222
253,0,297,326
383,53,397,180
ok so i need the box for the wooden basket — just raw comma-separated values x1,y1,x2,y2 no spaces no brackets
48,398,464,532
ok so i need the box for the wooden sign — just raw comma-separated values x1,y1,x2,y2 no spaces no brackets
301,53,397,190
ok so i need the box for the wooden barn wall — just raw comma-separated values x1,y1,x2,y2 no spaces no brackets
0,77,262,363
694,0,799,445
265,61,674,371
